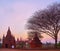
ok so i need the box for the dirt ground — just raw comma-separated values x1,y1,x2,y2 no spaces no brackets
0,48,60,51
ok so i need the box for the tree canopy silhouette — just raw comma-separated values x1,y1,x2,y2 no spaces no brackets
27,3,60,48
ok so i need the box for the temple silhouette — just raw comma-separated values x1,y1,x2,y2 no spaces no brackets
2,27,42,48
2,27,16,48
30,33,42,48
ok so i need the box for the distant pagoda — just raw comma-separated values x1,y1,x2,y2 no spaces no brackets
2,27,16,48
30,33,42,48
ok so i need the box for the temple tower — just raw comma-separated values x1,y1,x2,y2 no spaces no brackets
2,27,16,48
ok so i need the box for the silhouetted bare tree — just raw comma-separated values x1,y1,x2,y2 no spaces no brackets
27,3,60,48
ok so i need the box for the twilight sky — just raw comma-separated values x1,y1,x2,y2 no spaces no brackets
0,0,60,43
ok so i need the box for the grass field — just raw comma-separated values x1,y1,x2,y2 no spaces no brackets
0,48,60,51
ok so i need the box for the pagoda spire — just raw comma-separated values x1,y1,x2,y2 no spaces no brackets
8,26,10,30
6,27,11,36
3,34,5,40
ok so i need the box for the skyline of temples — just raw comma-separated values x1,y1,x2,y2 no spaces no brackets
0,27,59,43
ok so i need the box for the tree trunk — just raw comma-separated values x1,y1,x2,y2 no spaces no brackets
55,35,57,48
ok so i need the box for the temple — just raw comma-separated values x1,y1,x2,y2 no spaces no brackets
30,33,42,48
2,27,16,48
